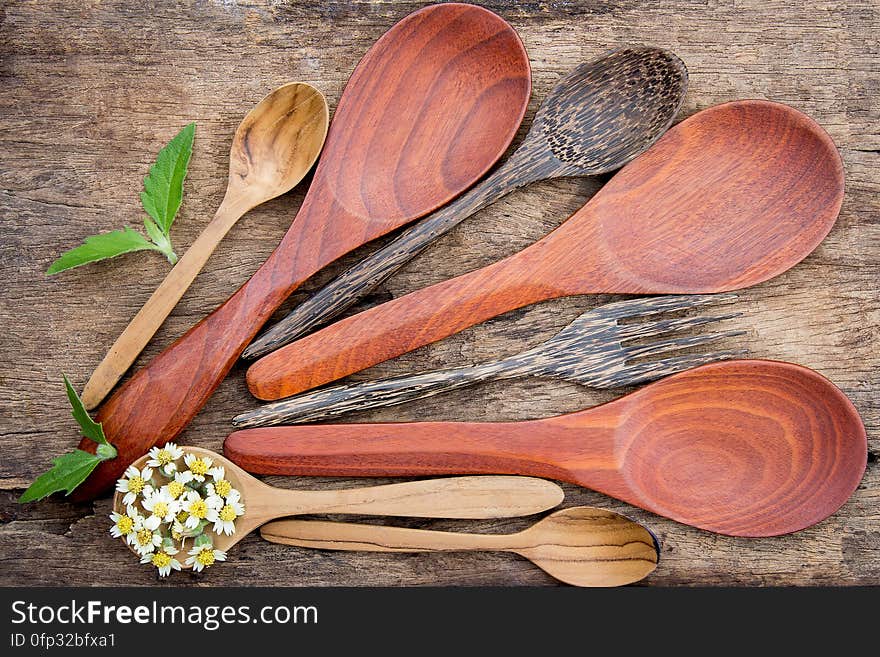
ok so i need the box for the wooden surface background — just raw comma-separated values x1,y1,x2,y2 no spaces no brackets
1,0,877,587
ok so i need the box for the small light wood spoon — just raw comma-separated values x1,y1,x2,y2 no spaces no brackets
113,447,565,566
81,83,330,410
261,507,659,587
227,360,868,537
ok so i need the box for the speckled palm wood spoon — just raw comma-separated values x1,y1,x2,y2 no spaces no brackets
227,360,868,537
75,3,532,500
243,46,688,359
261,507,660,587
113,447,565,567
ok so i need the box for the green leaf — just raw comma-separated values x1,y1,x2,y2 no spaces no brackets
62,374,108,445
19,450,103,502
140,123,195,236
45,226,160,275
143,217,178,264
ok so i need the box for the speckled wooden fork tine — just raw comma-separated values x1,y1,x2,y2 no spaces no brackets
233,294,746,427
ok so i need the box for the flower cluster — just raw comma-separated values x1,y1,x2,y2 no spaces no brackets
110,445,244,576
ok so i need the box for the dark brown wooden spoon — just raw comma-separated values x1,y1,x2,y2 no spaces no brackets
73,3,531,500
242,46,688,359
227,360,868,537
246,100,845,400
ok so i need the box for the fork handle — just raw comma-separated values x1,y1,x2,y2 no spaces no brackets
234,359,520,427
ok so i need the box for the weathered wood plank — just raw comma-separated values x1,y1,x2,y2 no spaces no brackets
1,0,877,586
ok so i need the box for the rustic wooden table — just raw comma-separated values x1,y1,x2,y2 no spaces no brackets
1,0,877,587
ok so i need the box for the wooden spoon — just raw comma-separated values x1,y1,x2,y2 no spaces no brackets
261,507,659,587
113,447,565,566
245,100,845,401
243,46,688,359
75,3,531,500
226,360,868,537
80,82,330,410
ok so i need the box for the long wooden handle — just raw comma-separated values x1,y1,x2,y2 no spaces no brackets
266,476,564,520
71,198,372,501
245,252,565,400
243,151,547,359
233,360,516,427
80,194,250,410
261,518,514,552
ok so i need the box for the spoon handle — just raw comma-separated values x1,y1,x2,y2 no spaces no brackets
265,476,564,520
261,518,514,552
243,148,550,360
235,359,521,427
80,193,251,410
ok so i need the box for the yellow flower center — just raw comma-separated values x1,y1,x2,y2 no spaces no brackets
167,481,185,499
116,515,134,534
136,528,153,546
214,479,232,497
188,458,209,476
155,449,173,465
151,552,171,568
219,505,237,522
171,528,183,541
188,499,208,519
128,476,146,495
196,548,215,567
153,501,169,518
176,510,189,524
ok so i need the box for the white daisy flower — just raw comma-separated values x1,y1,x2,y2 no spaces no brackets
183,453,213,482
130,526,162,556
206,470,234,498
181,490,220,530
108,504,140,540
141,548,182,577
146,442,184,475
115,465,154,506
162,470,194,501
186,544,227,572
141,487,179,525
207,489,245,536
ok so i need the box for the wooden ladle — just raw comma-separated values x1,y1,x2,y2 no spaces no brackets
80,82,330,410
243,46,689,359
245,100,846,401
261,507,660,587
227,360,868,537
113,447,565,565
75,3,531,500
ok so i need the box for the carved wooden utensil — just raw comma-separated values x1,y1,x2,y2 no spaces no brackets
243,47,689,359
261,507,659,587
113,447,565,567
234,294,745,426
227,360,868,537
75,3,531,500
245,100,845,401
80,83,330,410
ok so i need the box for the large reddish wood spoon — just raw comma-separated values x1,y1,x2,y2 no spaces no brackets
226,360,867,537
73,3,531,500
246,100,845,401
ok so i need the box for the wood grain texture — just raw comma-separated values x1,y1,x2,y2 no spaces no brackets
245,100,845,400
242,46,688,358
1,0,877,586
227,360,868,537
111,447,565,562
70,3,532,500
233,294,745,426
260,507,659,587
80,82,330,410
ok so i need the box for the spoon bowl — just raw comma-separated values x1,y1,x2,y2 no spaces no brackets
261,507,660,587
80,82,329,410
113,447,566,567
